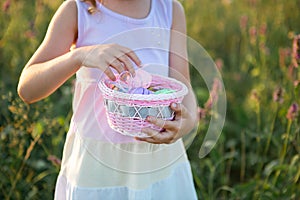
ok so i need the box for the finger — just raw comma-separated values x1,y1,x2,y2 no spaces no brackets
117,55,135,76
136,128,164,144
110,59,125,74
119,46,142,67
104,67,116,81
170,103,188,118
141,127,160,137
142,127,175,142
137,128,176,144
146,116,175,130
135,137,163,144
135,137,162,144
152,131,177,144
147,116,180,135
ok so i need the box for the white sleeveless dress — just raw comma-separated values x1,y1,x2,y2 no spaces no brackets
54,0,198,199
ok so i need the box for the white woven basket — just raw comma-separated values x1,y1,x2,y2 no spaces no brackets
98,73,188,137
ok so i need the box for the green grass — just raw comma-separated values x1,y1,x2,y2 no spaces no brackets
0,0,299,199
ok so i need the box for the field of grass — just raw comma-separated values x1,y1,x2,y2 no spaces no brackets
0,0,299,199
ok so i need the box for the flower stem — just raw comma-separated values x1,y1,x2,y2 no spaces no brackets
272,119,292,185
264,104,279,156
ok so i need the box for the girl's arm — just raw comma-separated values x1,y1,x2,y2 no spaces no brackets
18,1,141,104
18,1,80,103
135,0,198,144
169,0,198,125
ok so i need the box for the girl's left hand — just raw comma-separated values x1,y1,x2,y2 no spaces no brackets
135,103,196,144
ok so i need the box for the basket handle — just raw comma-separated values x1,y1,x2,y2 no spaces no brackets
117,71,134,92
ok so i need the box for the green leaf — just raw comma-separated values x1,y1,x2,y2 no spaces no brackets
31,122,44,139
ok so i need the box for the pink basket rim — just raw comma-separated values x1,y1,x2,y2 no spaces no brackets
98,74,188,101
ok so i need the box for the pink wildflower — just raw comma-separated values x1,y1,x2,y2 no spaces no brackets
273,87,284,104
48,155,62,166
2,0,10,12
198,107,206,120
240,15,248,31
286,103,299,120
291,34,300,68
204,78,222,110
259,23,267,36
215,58,224,71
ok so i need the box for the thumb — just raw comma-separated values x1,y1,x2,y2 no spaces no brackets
171,102,187,118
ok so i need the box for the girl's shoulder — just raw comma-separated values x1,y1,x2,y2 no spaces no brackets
171,0,185,15
61,0,78,10
171,0,186,29
43,0,78,46
56,0,78,20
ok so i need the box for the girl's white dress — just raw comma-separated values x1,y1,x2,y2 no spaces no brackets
54,0,198,199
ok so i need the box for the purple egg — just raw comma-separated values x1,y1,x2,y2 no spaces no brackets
129,87,153,95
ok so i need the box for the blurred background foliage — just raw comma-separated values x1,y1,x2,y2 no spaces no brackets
0,0,299,199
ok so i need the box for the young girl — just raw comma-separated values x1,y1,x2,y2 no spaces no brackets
18,0,198,199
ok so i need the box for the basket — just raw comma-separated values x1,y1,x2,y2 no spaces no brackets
98,71,188,138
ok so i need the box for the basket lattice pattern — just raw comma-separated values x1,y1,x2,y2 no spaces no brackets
98,74,188,137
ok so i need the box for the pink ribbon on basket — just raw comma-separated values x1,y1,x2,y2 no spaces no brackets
113,70,153,94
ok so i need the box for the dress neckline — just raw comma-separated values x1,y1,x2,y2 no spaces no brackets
96,0,155,24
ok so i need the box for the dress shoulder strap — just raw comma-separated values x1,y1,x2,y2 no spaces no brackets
156,0,173,28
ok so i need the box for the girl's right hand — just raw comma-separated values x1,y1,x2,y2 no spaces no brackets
75,43,142,80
